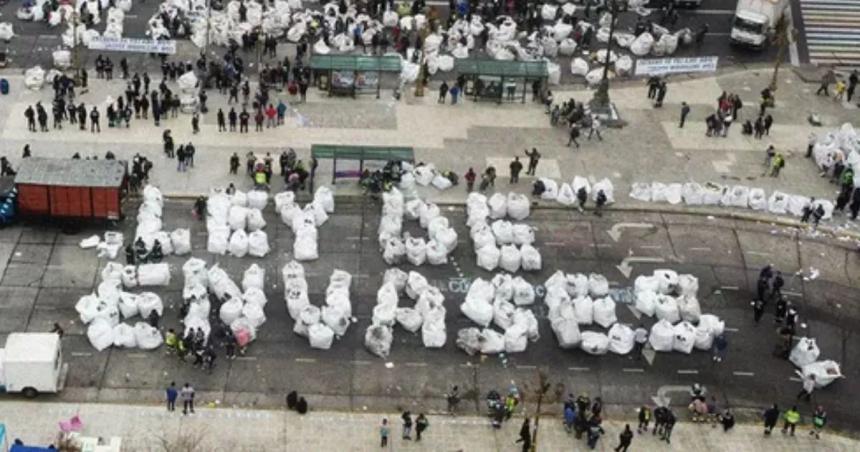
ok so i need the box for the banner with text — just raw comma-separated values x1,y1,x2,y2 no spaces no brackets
634,56,719,76
88,37,177,55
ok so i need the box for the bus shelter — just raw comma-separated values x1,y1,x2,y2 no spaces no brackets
454,59,548,104
309,145,414,191
310,55,402,99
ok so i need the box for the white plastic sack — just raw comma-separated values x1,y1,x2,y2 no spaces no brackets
512,277,535,306
309,323,335,349
247,190,268,210
461,298,493,328
507,193,530,220
87,319,115,351
499,245,521,273
649,319,675,352
629,182,652,202
491,220,514,245
134,322,163,350
790,337,821,368
208,225,230,255
456,327,482,355
551,317,580,349
800,360,844,388
655,295,680,323
574,296,594,325
672,321,697,354
426,240,448,265
406,271,430,300
247,230,270,257
396,307,423,333
630,32,654,56
570,58,589,76
476,245,500,271
228,229,249,257
593,297,617,329
504,323,528,353
170,229,192,255
540,178,559,200
608,323,635,354
137,263,170,286
557,183,576,206
592,178,615,204
112,323,137,348
588,273,609,297
118,292,139,319
488,193,507,219
678,295,702,323
580,331,610,355
480,328,505,354
364,324,393,358
512,224,535,246
137,292,163,319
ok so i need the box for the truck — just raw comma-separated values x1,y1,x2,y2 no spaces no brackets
0,333,68,398
731,0,790,49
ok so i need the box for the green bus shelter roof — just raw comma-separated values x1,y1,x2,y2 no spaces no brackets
454,59,548,78
311,145,414,162
310,55,403,72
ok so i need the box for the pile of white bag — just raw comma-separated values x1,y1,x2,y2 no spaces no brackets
79,263,164,351
287,265,352,350
466,193,540,273
134,184,191,258
789,337,844,388
376,269,447,355
209,263,265,348
538,176,615,209
275,187,334,261
379,189,457,267
79,231,125,260
811,123,860,187
631,180,834,221
104,7,126,39
206,188,270,257
0,22,14,42
457,275,538,355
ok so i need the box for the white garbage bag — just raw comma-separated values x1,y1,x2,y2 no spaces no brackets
406,271,430,300
588,273,609,297
426,240,448,265
384,268,409,294
134,322,164,350
422,309,447,348
137,263,170,286
321,305,350,337
247,230,270,257
456,327,482,355
574,296,594,325
246,209,267,231
364,324,394,358
499,245,521,273
629,182,652,202
476,245,501,271
694,324,715,351
220,298,243,325
747,188,767,210
382,237,406,265
405,236,427,266
112,323,137,348
790,337,821,368
678,295,701,323
493,298,516,330
593,297,617,328
491,220,514,245
314,186,335,213
520,245,541,271
540,178,559,200
488,193,507,219
480,328,506,354
274,191,296,211
118,292,139,319
293,305,321,338
309,323,335,349
121,266,138,288
649,319,675,352
615,55,633,76
293,233,319,261
592,178,615,204
551,316,581,349
721,185,750,208
241,264,266,292
630,32,654,56
768,191,789,214
580,331,610,355
541,4,558,20
672,321,697,354
570,58,589,76
396,307,423,333
683,182,705,205
678,274,699,297
418,202,440,229
512,277,535,306
512,224,535,246
207,225,230,255
654,269,679,294
559,38,577,56
228,229,249,257
504,323,529,353
608,323,635,354
137,292,163,319
170,229,192,255
247,190,268,210
800,360,844,388
655,295,680,323
87,319,115,351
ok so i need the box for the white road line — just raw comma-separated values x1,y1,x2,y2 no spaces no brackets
689,247,712,252
71,352,92,357
595,243,613,248
545,241,565,246
691,9,735,15
745,251,771,257
783,291,803,297
355,274,370,279
406,362,427,367
352,360,371,365
295,358,317,363
789,377,802,382
460,363,476,368
346,236,361,241
677,369,699,375
623,368,645,373
236,356,257,361
720,286,740,291
639,245,662,250
516,365,537,370
724,327,740,332
733,371,755,377
569,367,590,371
127,353,147,359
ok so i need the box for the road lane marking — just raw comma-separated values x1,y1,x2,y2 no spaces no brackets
783,291,803,297
346,236,362,240
128,353,147,359
720,286,740,291
733,371,755,377
545,241,565,246
406,362,427,367
639,245,663,250
516,365,537,370
236,356,257,361
745,251,771,257
569,367,590,371
71,352,92,357
352,360,371,366
677,369,699,375
689,247,712,252
295,358,317,363
724,327,739,333
623,368,645,373
595,243,613,248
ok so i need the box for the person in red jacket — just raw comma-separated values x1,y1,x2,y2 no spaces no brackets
265,104,276,128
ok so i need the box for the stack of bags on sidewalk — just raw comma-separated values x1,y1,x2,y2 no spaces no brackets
378,188,458,267
538,176,615,210
467,192,541,273
206,188,270,258
79,231,125,260
811,123,860,186
789,337,845,388
456,275,539,355
630,180,834,221
286,264,353,350
79,262,164,351
276,187,334,262
365,269,447,358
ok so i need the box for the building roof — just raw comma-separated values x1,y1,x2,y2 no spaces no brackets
4,333,60,364
454,59,548,78
311,145,414,162
14,158,126,188
310,55,403,72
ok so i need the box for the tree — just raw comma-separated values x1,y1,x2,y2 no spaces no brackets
769,10,798,92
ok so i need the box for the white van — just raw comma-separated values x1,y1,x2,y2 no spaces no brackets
0,333,68,397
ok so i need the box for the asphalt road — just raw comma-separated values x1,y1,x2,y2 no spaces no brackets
0,198,856,430
0,0,782,77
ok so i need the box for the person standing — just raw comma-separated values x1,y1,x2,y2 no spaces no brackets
415,413,428,441
217,108,226,132
661,409,676,444
763,404,780,435
587,116,603,141
576,186,588,213
816,69,835,96
25,105,36,132
447,385,460,414
633,324,648,358
90,107,100,133
509,157,523,184
637,405,651,433
401,411,412,440
379,418,390,448
181,383,195,415
712,334,728,362
568,124,581,148
679,102,690,128
764,114,773,136
191,112,200,134
719,409,736,432
166,382,178,412
240,109,250,133
439,81,449,103
586,418,605,449
781,406,800,436
654,81,667,108
524,148,540,175
810,405,827,439
752,298,765,324
614,424,633,452
464,168,476,192
770,153,785,177
848,70,858,102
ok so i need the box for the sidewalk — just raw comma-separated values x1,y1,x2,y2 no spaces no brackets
0,401,855,452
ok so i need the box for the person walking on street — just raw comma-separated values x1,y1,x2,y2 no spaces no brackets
655,81,667,107
752,298,765,324
464,168,476,192
782,405,800,436
816,69,836,96
712,334,728,362
90,107,100,133
810,405,827,439
166,382,178,412
848,70,858,102
415,413,429,441
679,102,690,128
568,124,581,148
447,385,460,414
587,418,605,449
770,153,785,177
192,112,200,134
439,81,449,103
525,148,540,175
181,383,195,415
763,404,780,435
614,424,633,452
401,411,412,440
661,409,676,443
515,418,531,452
217,109,226,132
509,157,523,184
588,116,603,141
576,186,588,213
379,418,390,448
797,374,816,402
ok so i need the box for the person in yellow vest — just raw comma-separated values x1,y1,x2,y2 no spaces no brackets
781,406,801,436
164,328,178,354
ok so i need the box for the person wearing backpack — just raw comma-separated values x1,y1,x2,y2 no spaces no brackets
810,406,827,439
415,413,429,441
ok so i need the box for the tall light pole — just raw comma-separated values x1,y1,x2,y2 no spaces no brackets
71,11,82,84
589,0,619,112
769,10,796,93
528,371,552,452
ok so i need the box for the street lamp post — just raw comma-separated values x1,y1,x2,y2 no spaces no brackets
589,0,619,112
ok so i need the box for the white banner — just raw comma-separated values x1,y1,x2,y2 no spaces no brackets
634,56,719,76
88,37,177,55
